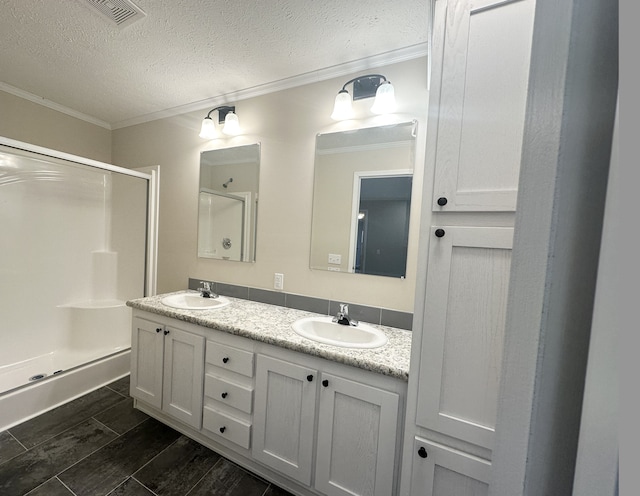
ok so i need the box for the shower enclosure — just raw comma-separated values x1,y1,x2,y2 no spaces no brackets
0,137,156,429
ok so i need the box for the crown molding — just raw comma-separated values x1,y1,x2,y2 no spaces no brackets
2,42,428,132
0,82,112,130
111,42,428,130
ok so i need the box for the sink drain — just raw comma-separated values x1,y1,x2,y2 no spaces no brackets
29,373,48,381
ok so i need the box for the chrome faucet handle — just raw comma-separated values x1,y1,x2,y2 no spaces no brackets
198,281,214,298
334,303,358,326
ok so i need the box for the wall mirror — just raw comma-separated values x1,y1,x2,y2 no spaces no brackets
198,143,260,262
310,121,417,278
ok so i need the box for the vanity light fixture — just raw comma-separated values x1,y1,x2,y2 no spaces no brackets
331,74,396,121
199,105,241,139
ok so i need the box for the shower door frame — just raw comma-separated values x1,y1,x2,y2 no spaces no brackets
0,136,159,297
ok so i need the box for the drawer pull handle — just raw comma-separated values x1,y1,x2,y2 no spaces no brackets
221,392,228,399
307,375,313,382
322,379,329,387
437,197,448,206
222,357,229,364
435,228,445,238
219,426,226,433
156,327,162,333
163,329,170,335
418,447,428,458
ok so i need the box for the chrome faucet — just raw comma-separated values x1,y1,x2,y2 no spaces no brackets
333,303,358,326
197,281,217,298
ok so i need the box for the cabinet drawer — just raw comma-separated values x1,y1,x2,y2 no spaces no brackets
206,341,254,377
203,406,251,449
204,374,253,413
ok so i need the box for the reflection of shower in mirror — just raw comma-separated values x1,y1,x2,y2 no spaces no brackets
222,178,233,188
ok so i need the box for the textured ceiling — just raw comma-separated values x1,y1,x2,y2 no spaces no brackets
0,0,428,128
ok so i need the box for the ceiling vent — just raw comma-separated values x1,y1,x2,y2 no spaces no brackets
81,0,146,28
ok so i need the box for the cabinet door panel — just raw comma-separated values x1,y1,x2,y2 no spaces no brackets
410,437,490,496
252,355,317,485
430,0,535,211
316,374,399,496
130,317,164,409
416,226,513,449
162,326,204,429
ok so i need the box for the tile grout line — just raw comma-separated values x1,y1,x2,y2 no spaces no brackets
6,387,130,451
129,434,185,482
184,456,224,496
91,417,121,437
6,429,28,451
131,475,160,496
56,475,79,496
52,417,145,485
105,384,131,399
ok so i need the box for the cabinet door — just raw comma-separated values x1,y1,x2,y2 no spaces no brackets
252,355,317,486
410,437,490,496
429,0,535,211
162,325,205,429
130,317,164,409
316,373,400,496
416,226,513,449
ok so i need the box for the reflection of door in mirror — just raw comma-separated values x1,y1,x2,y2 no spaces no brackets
350,174,412,277
198,189,247,261
198,143,260,262
310,121,417,278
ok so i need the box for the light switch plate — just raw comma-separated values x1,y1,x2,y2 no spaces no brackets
328,254,342,265
274,273,284,290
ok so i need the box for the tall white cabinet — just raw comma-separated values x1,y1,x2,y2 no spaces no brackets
401,0,535,494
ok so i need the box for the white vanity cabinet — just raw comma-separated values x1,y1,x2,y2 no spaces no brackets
253,353,402,496
130,315,205,429
129,308,408,496
202,337,255,450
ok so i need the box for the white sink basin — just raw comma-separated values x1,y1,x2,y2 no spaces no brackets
292,316,388,349
161,292,230,310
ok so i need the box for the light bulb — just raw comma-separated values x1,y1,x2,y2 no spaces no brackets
199,117,217,139
371,81,396,115
331,90,353,121
222,112,240,136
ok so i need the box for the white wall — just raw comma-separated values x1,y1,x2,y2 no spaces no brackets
112,57,429,312
0,90,111,163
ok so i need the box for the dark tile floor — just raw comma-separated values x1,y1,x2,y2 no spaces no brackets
0,376,294,496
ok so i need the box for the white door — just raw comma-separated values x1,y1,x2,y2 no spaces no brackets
252,354,317,485
429,0,535,212
161,325,205,429
415,226,513,450
130,317,164,409
410,437,490,496
315,373,400,496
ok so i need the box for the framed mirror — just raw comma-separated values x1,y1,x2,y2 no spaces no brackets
310,121,417,278
198,143,260,262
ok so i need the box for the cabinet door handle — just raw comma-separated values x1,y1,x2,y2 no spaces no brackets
219,426,226,433
437,197,448,206
163,329,170,335
322,379,329,387
222,357,229,364
221,392,228,399
307,375,314,382
156,327,162,333
418,447,428,458
434,228,445,238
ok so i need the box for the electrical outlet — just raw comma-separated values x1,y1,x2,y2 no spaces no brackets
328,253,342,265
274,273,284,290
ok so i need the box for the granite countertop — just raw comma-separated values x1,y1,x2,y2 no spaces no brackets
127,291,411,381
